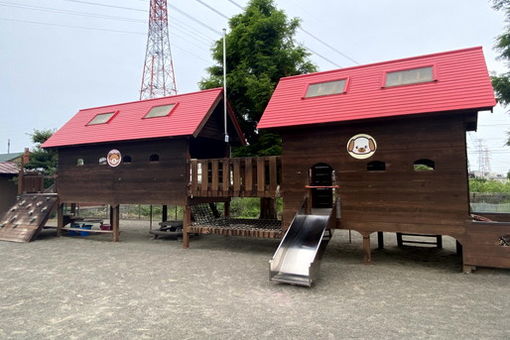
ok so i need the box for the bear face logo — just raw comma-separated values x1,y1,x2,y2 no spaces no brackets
347,134,377,159
107,149,122,167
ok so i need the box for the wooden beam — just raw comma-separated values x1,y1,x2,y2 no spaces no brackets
211,159,219,195
222,159,229,194
363,233,372,264
162,205,168,222
257,158,265,194
112,204,120,242
182,204,191,248
57,203,64,237
245,158,253,194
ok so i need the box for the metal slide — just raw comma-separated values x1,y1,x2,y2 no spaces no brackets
269,209,334,287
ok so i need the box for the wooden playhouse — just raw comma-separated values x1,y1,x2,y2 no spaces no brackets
1,46,509,280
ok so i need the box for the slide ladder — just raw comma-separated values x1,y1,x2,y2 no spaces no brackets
269,199,336,287
0,193,58,242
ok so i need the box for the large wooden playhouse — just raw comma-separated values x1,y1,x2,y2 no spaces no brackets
1,46,509,285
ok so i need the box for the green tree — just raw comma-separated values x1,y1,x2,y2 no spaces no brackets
491,0,510,145
25,129,57,176
199,0,317,218
199,0,316,154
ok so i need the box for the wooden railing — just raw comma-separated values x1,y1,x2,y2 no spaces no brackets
189,156,281,197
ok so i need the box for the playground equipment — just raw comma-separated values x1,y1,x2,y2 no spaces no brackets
0,193,57,242
270,198,337,286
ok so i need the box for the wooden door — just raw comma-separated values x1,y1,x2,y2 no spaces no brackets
310,164,333,208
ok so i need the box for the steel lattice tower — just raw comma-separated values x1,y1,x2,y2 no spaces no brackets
140,0,177,100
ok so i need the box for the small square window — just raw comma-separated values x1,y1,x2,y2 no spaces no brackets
305,79,347,98
385,66,434,87
87,112,116,125
144,104,175,118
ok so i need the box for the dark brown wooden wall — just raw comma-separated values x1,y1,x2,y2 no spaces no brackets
0,175,18,216
280,113,473,237
57,139,189,205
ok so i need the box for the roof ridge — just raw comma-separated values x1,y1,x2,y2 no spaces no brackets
280,46,483,81
79,87,223,112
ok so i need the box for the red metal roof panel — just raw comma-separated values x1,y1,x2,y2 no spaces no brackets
42,88,223,148
258,47,496,129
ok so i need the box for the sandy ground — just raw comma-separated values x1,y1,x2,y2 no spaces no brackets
1,220,510,339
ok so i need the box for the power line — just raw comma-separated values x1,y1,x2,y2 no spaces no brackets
225,0,357,66
0,0,213,47
299,27,359,65
0,16,145,35
195,0,229,20
0,17,210,63
63,0,147,13
197,0,342,68
167,3,222,35
63,0,223,36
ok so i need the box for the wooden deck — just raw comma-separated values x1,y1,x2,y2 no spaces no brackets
189,156,281,198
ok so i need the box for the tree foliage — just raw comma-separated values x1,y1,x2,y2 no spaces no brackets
25,129,57,176
199,0,316,156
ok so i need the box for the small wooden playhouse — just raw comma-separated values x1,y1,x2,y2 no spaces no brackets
258,46,509,272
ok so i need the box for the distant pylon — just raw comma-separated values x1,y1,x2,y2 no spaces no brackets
140,0,177,100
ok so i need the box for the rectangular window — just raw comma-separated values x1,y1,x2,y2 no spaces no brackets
144,104,176,118
384,66,434,87
87,112,116,125
305,79,347,98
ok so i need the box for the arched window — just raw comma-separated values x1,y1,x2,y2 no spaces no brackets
367,160,386,171
149,154,160,162
123,155,132,163
414,159,435,171
98,157,107,165
76,158,85,166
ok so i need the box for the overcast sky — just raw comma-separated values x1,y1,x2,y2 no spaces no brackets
1,0,509,173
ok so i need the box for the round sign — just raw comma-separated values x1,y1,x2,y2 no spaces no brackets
107,149,122,167
347,134,377,159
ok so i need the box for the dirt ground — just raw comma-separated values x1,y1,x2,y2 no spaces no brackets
1,220,510,339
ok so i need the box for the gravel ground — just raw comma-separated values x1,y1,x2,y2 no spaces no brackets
1,220,510,339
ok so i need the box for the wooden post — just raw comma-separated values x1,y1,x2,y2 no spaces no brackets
224,199,230,218
57,203,64,237
70,203,77,216
17,148,29,194
162,205,168,222
111,204,120,242
396,232,403,247
109,205,114,226
362,233,372,264
182,204,191,248
377,232,384,249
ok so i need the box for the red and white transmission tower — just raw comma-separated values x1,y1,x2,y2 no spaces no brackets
140,0,177,100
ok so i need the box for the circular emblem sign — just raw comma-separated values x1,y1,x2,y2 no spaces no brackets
347,134,377,159
107,149,122,167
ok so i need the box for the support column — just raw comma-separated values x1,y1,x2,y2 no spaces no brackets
112,204,120,242
377,231,384,250
224,199,230,218
57,203,64,237
182,204,191,248
70,203,77,216
362,233,372,264
162,205,168,222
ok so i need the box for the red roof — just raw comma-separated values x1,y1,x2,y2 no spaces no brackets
258,47,496,129
0,162,19,175
43,88,238,148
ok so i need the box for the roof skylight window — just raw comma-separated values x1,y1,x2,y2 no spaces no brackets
384,66,434,87
87,112,116,125
305,79,347,98
144,104,176,118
